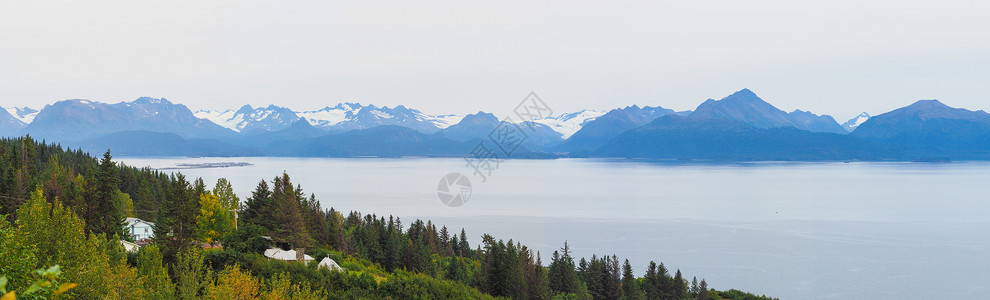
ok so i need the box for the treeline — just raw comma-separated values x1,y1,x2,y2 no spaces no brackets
0,136,776,299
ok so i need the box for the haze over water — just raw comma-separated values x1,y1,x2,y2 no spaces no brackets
118,157,990,299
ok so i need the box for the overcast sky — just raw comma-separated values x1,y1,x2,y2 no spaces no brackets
1,0,988,121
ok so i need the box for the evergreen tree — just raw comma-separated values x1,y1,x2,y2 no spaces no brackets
86,150,123,236
155,174,199,261
643,261,661,299
548,241,580,294
691,276,699,297
699,279,710,300
439,225,451,256
622,259,645,300
241,179,273,230
134,178,158,221
673,269,687,300
458,228,470,256
271,173,311,253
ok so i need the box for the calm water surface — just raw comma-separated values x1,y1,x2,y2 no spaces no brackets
117,157,990,299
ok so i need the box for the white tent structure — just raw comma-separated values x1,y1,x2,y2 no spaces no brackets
317,257,344,272
263,248,314,262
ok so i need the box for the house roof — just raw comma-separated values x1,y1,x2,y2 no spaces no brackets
263,248,314,261
124,218,155,227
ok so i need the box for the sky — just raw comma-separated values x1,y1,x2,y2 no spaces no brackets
1,0,988,121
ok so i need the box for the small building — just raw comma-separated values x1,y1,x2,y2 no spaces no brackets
124,218,155,240
264,248,314,262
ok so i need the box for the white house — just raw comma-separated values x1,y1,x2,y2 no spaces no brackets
263,248,314,262
124,217,155,240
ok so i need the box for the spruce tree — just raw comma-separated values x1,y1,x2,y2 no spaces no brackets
548,241,579,294
622,259,645,300
86,150,123,236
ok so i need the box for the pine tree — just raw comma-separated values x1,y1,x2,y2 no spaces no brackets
134,178,158,221
439,226,451,256
548,241,579,294
458,228,470,256
699,279,710,300
643,261,661,299
86,150,123,236
673,269,687,300
271,173,311,254
155,173,199,261
622,259,645,300
241,179,273,230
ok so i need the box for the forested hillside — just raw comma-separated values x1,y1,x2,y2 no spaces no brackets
0,136,774,299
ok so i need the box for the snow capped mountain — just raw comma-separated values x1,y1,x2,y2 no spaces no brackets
3,107,39,124
295,103,362,129
196,102,464,134
194,105,299,133
532,110,606,139
194,109,236,129
842,112,871,132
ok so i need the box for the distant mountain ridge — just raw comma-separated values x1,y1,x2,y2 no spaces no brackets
596,115,882,160
851,100,990,159
10,90,990,160
688,89,846,134
25,97,235,141
555,105,679,152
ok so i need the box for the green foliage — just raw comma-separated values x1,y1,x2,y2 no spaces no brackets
549,241,580,295
173,247,209,299
222,224,271,254
136,245,175,300
0,139,775,300
114,190,135,218
204,265,260,300
84,150,124,236
196,192,234,243
0,215,37,294
0,265,77,300
710,289,779,300
12,188,144,299
214,178,239,212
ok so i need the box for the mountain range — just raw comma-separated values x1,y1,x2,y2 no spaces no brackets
6,89,990,161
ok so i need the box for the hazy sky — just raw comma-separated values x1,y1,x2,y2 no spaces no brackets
2,0,988,121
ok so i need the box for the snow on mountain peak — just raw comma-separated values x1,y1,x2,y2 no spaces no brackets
841,112,871,132
533,109,606,139
3,106,39,124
